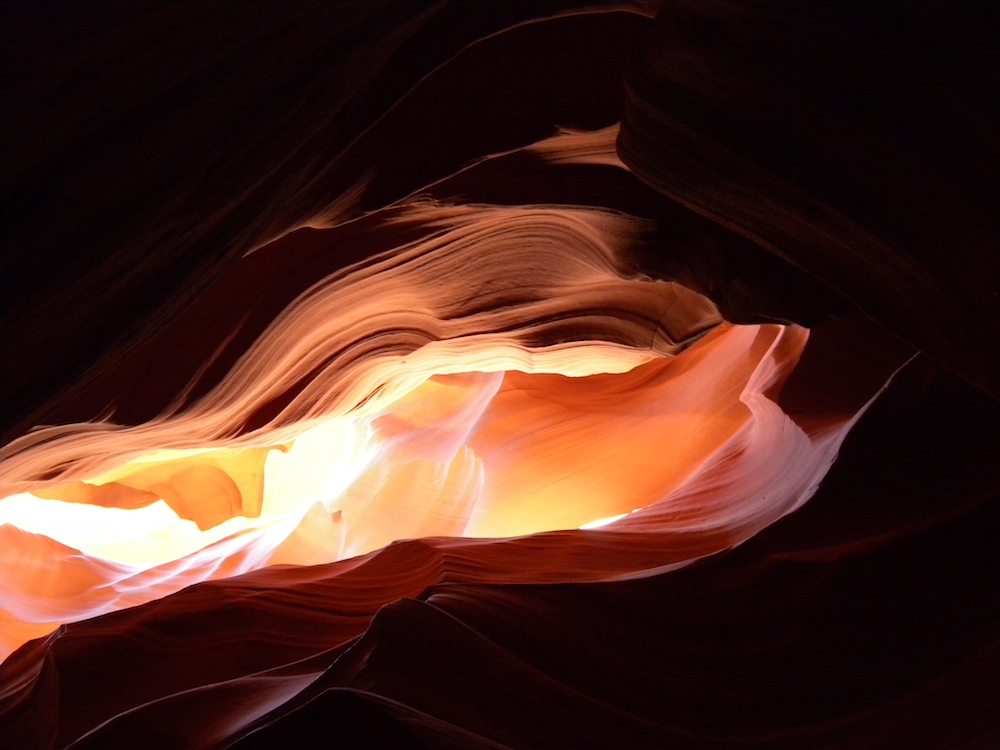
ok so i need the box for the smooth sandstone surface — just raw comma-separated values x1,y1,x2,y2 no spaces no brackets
1,3,997,748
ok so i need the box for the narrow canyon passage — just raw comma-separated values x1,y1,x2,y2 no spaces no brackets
1,3,997,748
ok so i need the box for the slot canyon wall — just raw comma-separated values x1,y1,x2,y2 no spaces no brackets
1,2,998,748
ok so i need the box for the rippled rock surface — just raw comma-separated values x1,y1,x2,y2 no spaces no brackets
2,3,998,748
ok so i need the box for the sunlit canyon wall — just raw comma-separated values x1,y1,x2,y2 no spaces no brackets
1,3,998,749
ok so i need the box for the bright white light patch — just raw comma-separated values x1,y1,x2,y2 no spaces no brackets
579,512,629,529
0,492,262,565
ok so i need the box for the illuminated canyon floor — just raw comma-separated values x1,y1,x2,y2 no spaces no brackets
2,3,998,749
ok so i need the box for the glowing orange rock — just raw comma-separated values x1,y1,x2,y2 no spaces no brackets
0,200,885,662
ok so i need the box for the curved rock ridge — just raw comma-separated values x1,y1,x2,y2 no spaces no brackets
0,195,883,663
618,2,1000,399
2,368,996,750
2,2,998,748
